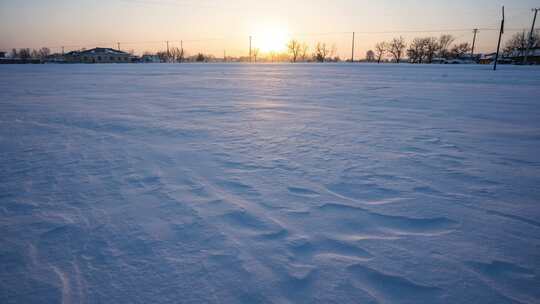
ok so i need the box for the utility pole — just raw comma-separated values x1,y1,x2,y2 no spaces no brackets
494,6,505,71
117,42,121,51
351,32,355,62
61,46,65,55
524,8,539,65
249,36,252,63
471,29,479,58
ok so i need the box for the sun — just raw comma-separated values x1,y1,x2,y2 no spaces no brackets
253,26,289,53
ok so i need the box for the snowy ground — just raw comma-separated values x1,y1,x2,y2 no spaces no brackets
1,63,539,303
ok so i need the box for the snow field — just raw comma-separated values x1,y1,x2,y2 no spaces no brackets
1,63,540,303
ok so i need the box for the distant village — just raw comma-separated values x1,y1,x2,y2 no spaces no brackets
0,48,221,64
1,31,539,65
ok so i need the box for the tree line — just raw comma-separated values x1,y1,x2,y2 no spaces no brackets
9,48,51,60
283,31,540,64
152,48,214,63
5,30,539,63
364,35,471,64
282,36,468,64
364,30,540,64
503,30,539,57
286,40,340,63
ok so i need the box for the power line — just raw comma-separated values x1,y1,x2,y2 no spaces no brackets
1,27,535,54
350,27,526,34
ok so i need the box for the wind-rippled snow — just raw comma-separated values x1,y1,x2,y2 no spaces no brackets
1,64,539,303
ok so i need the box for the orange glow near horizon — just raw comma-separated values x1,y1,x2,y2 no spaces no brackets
0,1,538,57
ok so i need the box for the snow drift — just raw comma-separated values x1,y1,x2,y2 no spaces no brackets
1,63,539,303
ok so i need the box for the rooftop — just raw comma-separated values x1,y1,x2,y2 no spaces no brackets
67,48,129,56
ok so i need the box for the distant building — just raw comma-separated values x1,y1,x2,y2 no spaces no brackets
444,58,475,64
507,47,540,65
141,54,161,63
478,52,514,65
426,55,477,64
479,53,496,64
479,53,512,65
64,48,130,63
431,57,446,64
44,54,67,64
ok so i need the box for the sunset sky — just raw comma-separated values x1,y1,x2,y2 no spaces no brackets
0,0,538,58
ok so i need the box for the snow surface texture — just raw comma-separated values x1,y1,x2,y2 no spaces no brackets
1,64,539,304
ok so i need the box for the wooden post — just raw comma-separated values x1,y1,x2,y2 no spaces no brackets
249,36,252,63
351,32,355,62
471,29,478,59
494,6,504,71
524,8,539,65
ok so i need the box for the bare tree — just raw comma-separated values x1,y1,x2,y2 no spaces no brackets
531,29,540,49
300,43,309,62
407,38,427,63
423,37,438,63
450,43,471,59
38,47,50,59
168,47,179,62
172,47,180,62
196,53,205,62
157,51,168,62
504,30,538,56
388,37,406,63
365,50,375,62
314,42,330,62
19,48,31,60
287,39,301,62
11,48,18,58
165,47,186,63
31,49,39,59
374,42,387,63
437,34,455,59
179,46,185,62
408,35,462,63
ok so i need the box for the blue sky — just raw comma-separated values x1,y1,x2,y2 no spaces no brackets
0,0,537,56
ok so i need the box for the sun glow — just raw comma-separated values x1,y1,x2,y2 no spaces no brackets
253,26,290,53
